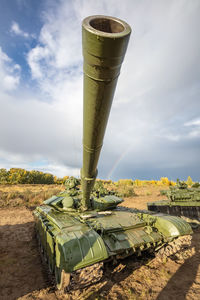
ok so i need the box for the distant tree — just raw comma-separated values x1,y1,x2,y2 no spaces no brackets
0,168,8,184
43,173,54,184
186,176,193,186
0,167,69,185
8,168,19,184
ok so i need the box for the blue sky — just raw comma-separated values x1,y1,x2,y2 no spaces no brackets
0,0,200,181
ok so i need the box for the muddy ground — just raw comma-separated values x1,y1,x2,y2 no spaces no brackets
0,185,200,299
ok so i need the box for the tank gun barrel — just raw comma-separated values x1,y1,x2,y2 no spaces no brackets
81,15,131,210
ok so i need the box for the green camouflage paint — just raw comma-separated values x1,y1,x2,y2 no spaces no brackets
34,16,192,290
148,181,200,219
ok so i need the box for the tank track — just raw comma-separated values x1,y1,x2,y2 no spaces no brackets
36,230,103,291
148,204,200,221
69,262,103,290
156,235,193,262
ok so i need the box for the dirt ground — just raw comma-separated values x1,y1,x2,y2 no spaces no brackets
0,185,200,299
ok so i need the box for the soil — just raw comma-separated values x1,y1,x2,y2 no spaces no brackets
0,185,200,299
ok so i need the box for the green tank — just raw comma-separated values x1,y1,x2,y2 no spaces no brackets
34,15,192,291
148,180,200,221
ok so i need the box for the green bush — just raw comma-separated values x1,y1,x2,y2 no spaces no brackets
186,176,193,186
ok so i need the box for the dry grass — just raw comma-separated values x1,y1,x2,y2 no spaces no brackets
0,184,65,208
0,183,169,209
122,185,169,210
1,183,200,300
103,181,169,210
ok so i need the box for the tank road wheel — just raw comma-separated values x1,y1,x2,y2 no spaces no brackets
55,266,70,290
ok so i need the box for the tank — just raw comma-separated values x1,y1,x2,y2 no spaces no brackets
148,180,200,221
34,15,192,291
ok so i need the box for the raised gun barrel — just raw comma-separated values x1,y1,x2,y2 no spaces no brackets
81,15,131,210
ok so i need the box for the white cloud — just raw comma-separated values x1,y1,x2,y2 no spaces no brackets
27,1,82,82
27,46,50,79
10,21,30,38
0,0,200,180
37,163,80,178
0,89,82,177
0,47,20,91
188,130,200,138
0,148,79,178
184,119,200,127
184,118,200,138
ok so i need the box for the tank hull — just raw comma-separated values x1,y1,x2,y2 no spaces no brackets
34,204,192,275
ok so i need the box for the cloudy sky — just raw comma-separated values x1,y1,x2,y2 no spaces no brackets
0,0,199,181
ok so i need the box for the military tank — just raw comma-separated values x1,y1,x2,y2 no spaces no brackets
34,15,192,291
148,180,200,221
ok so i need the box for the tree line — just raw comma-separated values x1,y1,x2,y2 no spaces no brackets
0,168,69,185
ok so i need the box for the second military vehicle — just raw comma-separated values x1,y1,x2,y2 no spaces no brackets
148,180,200,221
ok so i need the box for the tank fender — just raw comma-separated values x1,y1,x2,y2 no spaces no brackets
152,214,192,238
138,212,192,238
55,224,108,273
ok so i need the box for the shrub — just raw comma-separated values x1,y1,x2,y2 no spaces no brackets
117,179,134,186
186,176,193,187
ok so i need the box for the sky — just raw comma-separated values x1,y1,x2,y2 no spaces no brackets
0,0,200,181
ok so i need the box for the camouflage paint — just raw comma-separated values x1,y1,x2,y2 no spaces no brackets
81,16,131,209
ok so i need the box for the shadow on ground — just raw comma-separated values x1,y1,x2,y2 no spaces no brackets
0,221,51,300
156,228,200,300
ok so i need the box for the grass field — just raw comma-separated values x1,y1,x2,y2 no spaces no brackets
0,182,167,210
0,184,65,208
0,183,200,300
